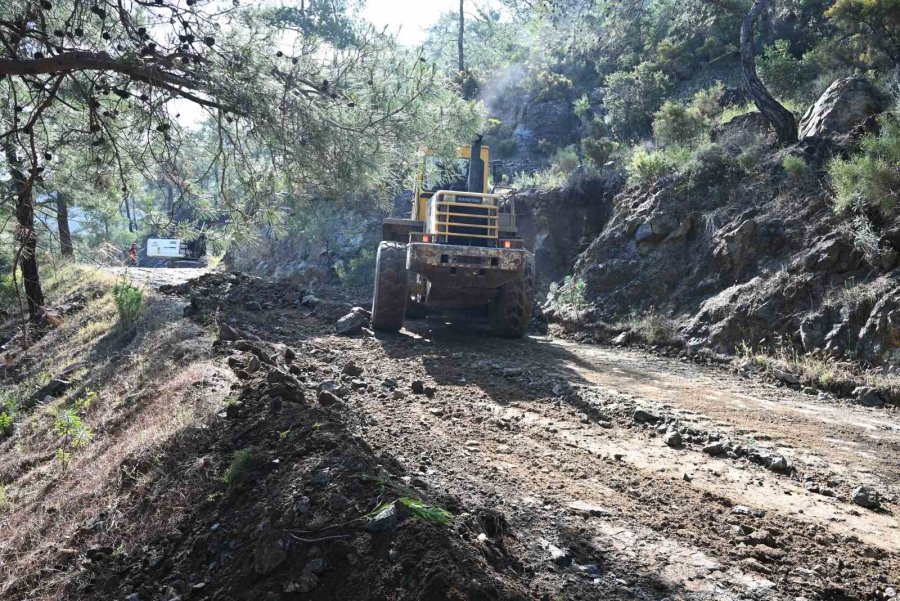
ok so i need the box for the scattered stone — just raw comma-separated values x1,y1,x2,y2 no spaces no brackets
703,440,728,456
300,294,320,308
218,323,242,341
328,494,350,511
368,501,403,532
411,380,425,394
342,361,364,377
548,544,573,567
683,473,692,482
38,378,70,399
317,390,341,406
552,382,571,396
392,390,405,400
336,308,369,335
612,332,629,346
253,535,287,575
851,485,881,510
768,455,790,472
663,430,682,447
732,505,752,515
771,367,799,385
852,386,885,407
566,501,610,517
283,346,296,362
632,408,657,423
381,378,398,389
424,386,437,398
317,380,348,398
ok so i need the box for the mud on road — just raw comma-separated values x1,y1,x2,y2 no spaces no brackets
129,270,899,599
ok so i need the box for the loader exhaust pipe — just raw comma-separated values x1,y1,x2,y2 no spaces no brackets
467,135,485,194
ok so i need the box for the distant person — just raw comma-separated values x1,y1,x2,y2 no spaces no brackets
127,243,138,267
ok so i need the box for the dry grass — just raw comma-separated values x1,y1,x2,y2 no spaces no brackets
0,265,233,599
617,309,681,346
736,341,900,398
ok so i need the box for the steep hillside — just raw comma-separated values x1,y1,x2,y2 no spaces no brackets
540,77,900,403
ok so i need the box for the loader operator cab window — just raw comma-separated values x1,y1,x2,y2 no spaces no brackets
422,157,469,193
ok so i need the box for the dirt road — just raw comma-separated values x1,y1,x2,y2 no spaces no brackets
321,317,899,600
145,271,899,599
106,266,210,288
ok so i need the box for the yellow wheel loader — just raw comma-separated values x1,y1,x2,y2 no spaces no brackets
372,138,534,337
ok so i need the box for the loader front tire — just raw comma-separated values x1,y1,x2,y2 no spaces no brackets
489,255,534,338
372,242,408,332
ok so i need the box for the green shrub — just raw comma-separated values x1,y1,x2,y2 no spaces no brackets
0,394,17,437
602,62,670,138
625,309,679,345
549,275,588,309
758,40,811,102
223,449,256,486
53,408,94,469
551,145,580,175
720,104,757,124
653,101,706,147
685,142,735,178
112,278,143,324
691,83,726,122
580,136,617,166
534,70,574,101
828,115,900,216
513,169,569,190
625,146,690,185
782,155,808,179
0,272,18,308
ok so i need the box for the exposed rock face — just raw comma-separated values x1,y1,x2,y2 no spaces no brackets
799,76,890,139
544,111,900,375
512,175,620,290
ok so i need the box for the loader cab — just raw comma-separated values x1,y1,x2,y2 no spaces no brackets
413,144,490,222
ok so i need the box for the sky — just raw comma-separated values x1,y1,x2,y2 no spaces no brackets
361,0,461,45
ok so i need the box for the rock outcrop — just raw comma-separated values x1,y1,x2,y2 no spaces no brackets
799,76,889,139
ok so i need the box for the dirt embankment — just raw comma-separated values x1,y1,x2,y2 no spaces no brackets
2,267,898,601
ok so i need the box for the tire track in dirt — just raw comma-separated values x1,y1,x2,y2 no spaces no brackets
325,320,899,600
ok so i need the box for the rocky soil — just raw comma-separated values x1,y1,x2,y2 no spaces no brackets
21,268,894,601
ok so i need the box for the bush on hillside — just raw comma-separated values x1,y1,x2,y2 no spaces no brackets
551,145,580,174
653,101,706,147
581,136,617,166
782,155,809,180
602,62,670,139
758,40,812,102
112,278,143,325
829,114,900,217
626,146,691,185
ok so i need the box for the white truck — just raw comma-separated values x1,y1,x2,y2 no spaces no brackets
145,236,208,267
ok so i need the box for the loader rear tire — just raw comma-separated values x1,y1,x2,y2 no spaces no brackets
372,242,408,332
489,255,534,338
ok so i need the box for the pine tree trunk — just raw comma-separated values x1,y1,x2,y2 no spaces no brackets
740,0,797,145
3,142,45,320
458,0,465,73
56,192,74,257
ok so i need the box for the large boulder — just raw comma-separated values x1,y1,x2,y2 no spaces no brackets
799,76,889,139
